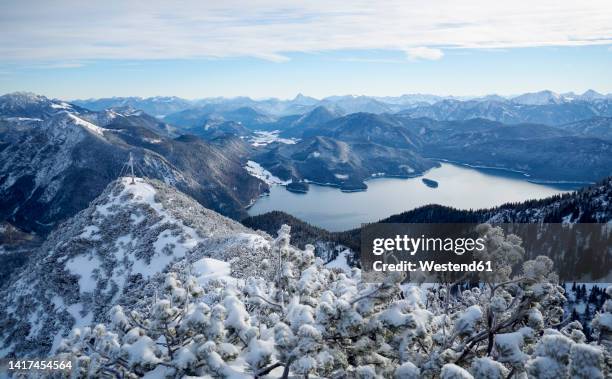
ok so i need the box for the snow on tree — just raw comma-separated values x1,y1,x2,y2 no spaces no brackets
569,342,605,378
58,224,611,378
592,285,612,348
394,361,420,378
470,357,509,378
441,363,474,379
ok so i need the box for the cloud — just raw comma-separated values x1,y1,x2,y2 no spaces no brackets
31,62,85,69
0,0,610,63
337,57,406,64
251,52,291,63
405,47,444,61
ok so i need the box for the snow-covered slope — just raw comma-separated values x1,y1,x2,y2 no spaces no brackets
0,178,273,358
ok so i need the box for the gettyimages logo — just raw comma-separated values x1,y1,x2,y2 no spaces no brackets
360,223,611,283
372,234,486,256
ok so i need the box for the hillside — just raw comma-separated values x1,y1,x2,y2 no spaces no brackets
253,135,437,191
0,177,275,358
249,111,611,191
0,222,41,288
7,179,602,377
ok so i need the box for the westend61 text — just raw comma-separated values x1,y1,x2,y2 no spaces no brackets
372,260,493,273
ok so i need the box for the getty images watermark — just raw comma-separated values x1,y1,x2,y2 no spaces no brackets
360,223,611,283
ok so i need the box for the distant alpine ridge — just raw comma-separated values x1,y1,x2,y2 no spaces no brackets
73,89,612,119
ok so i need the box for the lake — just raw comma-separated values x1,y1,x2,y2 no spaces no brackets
247,163,576,231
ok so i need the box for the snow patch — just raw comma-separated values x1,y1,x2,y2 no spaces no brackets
66,254,101,294
3,116,43,122
192,258,232,284
79,225,101,240
244,160,290,185
50,102,72,110
249,130,298,147
68,114,107,136
325,249,351,272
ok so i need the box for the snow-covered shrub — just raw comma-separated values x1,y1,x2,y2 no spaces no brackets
592,285,612,348
441,363,473,379
569,342,605,378
394,361,420,378
470,357,509,378
59,224,612,378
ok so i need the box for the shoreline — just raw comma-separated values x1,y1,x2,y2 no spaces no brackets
428,158,593,187
245,160,587,211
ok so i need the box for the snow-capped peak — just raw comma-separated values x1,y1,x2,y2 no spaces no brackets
511,90,563,105
0,92,80,121
580,89,606,101
1,91,49,104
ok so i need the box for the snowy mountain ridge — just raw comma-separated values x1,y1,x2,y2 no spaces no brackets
0,92,90,122
0,177,273,358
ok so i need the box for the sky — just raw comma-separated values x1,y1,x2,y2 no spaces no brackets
0,0,611,100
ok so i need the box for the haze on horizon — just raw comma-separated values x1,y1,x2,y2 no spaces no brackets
1,0,611,99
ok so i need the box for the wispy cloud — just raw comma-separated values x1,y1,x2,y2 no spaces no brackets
404,47,444,61
31,62,85,69
0,0,610,64
335,57,406,64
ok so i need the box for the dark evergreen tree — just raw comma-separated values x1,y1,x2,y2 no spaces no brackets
584,303,592,321
571,308,580,321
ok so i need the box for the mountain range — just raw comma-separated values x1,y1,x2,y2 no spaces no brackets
2,90,612,232
72,89,612,119
71,89,612,189
252,111,611,188
0,92,266,235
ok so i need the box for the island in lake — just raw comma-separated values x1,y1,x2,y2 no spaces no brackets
340,180,368,192
286,181,309,193
422,178,439,188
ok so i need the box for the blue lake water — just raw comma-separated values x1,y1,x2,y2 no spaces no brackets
247,163,575,231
